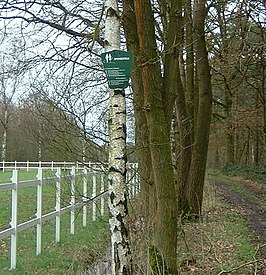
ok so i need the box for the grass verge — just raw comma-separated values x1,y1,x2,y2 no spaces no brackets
0,169,109,274
176,179,264,274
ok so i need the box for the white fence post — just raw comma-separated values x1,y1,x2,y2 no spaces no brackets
82,168,88,227
92,170,97,222
10,170,18,269
36,168,43,255
70,167,75,235
100,170,105,216
0,161,139,270
55,168,61,242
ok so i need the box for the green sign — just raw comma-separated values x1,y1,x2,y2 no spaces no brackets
101,50,133,89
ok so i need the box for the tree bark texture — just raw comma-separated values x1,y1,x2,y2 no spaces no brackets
174,0,194,215
104,1,132,274
132,0,178,272
122,0,154,224
187,0,212,215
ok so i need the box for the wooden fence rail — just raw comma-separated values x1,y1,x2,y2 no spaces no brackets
0,162,139,270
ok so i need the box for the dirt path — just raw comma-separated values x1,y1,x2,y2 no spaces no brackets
212,175,266,273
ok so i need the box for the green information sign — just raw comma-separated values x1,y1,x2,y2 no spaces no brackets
101,50,133,89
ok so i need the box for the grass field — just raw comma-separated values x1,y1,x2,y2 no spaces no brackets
0,169,109,274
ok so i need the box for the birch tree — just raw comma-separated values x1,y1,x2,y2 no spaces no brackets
104,0,132,273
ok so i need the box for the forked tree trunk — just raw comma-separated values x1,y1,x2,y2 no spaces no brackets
133,1,178,273
104,1,132,273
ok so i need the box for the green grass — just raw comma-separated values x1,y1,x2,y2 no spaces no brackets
223,214,255,259
0,169,109,274
207,172,266,209
0,216,109,274
222,164,266,184
0,169,39,183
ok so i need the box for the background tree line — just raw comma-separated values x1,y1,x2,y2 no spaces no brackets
0,94,106,162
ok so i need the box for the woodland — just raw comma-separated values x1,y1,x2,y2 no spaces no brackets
0,0,265,274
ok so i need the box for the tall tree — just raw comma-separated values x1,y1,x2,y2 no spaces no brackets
0,57,22,161
123,0,214,271
104,0,132,273
123,0,179,272
187,0,212,215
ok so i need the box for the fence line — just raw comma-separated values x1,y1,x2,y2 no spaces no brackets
0,162,139,270
0,160,108,172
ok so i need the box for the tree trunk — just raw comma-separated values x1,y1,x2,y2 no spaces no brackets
254,91,260,165
175,0,194,215
161,0,193,216
262,55,266,166
187,0,212,216
122,0,154,228
1,127,7,161
104,1,132,273
216,3,235,165
224,84,235,165
1,109,8,161
132,0,178,272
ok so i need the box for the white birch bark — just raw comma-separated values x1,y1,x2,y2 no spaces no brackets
104,0,132,274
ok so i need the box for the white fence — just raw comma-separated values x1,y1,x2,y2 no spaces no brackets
0,162,139,270
0,160,101,171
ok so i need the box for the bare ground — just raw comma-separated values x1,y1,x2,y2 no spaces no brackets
212,176,266,274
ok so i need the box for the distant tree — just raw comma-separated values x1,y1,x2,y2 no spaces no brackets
18,93,106,162
0,55,23,161
209,0,266,167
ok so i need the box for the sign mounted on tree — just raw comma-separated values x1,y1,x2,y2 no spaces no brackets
101,50,133,89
